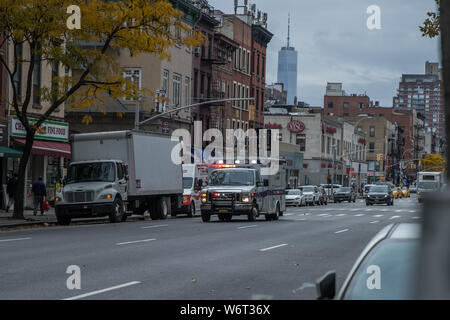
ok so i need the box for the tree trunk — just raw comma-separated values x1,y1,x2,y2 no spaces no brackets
12,130,35,219
441,1,450,180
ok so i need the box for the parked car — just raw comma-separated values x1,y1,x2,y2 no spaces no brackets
409,185,417,193
333,187,356,203
320,184,342,200
366,184,394,206
300,185,320,206
286,189,305,207
393,187,403,199
316,223,420,300
318,186,328,205
401,186,410,198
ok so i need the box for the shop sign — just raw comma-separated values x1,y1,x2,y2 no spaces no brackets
265,123,282,129
287,120,305,133
12,116,69,142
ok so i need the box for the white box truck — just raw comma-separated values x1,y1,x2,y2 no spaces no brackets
55,131,183,225
417,171,444,203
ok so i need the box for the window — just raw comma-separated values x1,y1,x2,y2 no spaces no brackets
193,70,198,99
262,55,265,79
370,126,375,137
328,102,333,109
33,44,42,105
185,76,190,105
162,69,169,96
173,73,181,105
123,68,142,101
13,44,22,101
51,61,59,104
200,73,205,97
297,137,306,152
369,142,375,153
117,163,124,180
247,51,250,74
344,102,349,109
321,135,325,153
257,52,260,76
358,103,364,110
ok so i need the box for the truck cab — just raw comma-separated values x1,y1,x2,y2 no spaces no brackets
55,160,128,225
200,163,286,222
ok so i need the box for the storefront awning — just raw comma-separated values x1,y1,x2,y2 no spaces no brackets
14,138,71,159
0,146,22,158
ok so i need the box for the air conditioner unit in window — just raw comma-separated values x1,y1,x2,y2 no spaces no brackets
194,47,201,56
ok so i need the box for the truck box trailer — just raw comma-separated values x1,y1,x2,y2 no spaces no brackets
55,130,183,225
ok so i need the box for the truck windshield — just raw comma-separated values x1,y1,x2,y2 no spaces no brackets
209,170,254,186
418,181,437,190
183,177,193,189
67,162,116,184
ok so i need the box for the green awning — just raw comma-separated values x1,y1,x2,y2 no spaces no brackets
0,146,22,158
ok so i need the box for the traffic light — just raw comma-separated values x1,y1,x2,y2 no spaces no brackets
376,153,383,161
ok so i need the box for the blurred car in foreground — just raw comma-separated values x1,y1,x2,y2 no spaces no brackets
366,185,394,206
286,189,305,207
316,223,420,300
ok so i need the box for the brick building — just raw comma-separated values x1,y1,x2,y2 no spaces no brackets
392,61,445,138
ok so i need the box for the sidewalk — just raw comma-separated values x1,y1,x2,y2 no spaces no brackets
0,207,57,228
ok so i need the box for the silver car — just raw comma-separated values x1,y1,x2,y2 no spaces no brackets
316,223,420,300
285,189,305,207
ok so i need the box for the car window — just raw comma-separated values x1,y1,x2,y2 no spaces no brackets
342,240,419,300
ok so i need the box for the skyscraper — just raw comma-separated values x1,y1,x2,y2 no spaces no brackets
277,15,298,105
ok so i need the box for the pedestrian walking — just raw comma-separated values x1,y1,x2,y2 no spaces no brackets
6,174,18,213
32,177,47,216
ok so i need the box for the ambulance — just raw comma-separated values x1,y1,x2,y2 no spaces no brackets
172,164,208,217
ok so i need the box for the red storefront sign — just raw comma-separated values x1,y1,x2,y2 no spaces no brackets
265,123,283,129
287,120,305,133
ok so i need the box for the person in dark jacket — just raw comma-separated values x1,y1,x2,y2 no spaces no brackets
6,174,18,213
32,177,47,216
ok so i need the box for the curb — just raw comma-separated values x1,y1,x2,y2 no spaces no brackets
0,219,57,229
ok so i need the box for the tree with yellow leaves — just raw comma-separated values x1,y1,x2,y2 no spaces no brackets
0,0,203,218
420,154,446,172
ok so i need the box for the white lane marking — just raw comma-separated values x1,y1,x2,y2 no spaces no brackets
285,213,293,216
412,216,421,220
370,221,379,224
141,224,168,229
336,213,347,217
350,209,359,212
335,229,349,234
0,237,32,243
395,209,403,213
365,209,373,212
354,214,365,217
372,215,384,218
260,243,288,252
63,281,141,300
237,225,257,229
408,210,416,213
318,213,330,217
381,209,388,212
389,216,401,220
295,218,306,221
116,239,156,246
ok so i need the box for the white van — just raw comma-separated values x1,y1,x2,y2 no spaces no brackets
172,164,208,217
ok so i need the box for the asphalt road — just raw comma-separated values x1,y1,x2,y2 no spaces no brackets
0,194,422,300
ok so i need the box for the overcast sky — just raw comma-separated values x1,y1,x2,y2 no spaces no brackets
208,0,440,107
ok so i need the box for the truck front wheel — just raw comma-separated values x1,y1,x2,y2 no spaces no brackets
109,198,124,223
248,205,258,221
